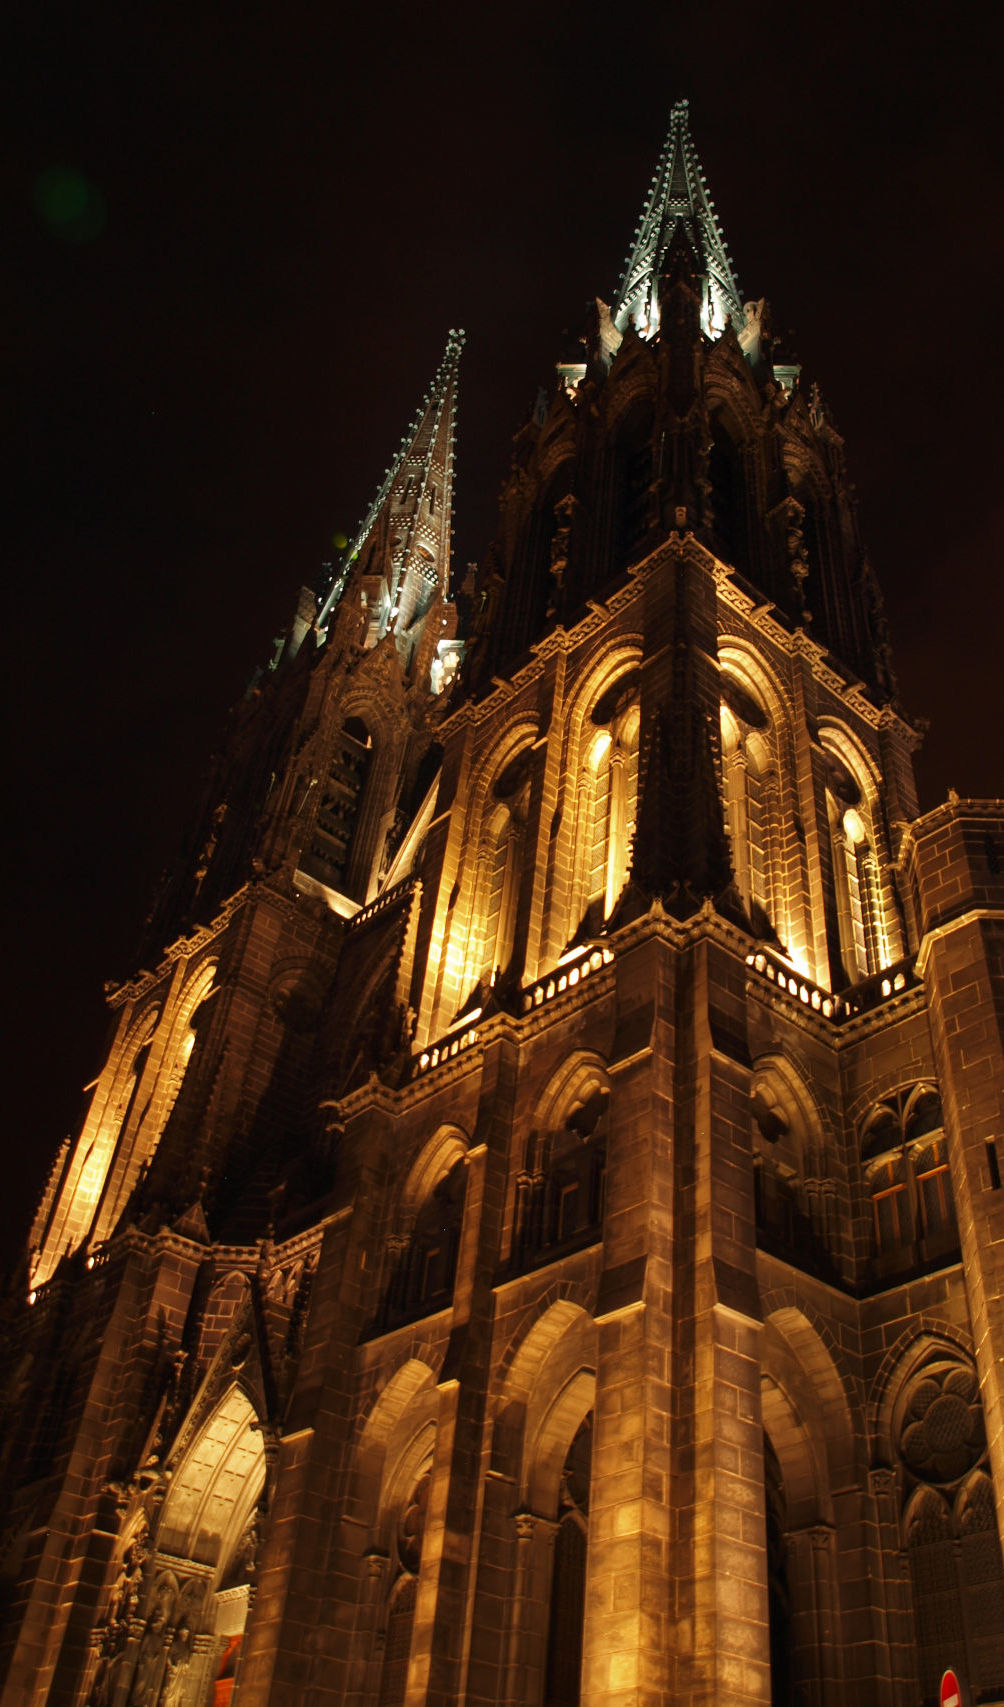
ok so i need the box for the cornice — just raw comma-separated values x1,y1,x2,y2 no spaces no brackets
914,906,1004,978
106,877,324,1009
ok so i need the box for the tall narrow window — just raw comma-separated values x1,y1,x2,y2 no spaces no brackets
578,675,639,928
720,677,780,938
382,1161,467,1329
823,746,892,985
305,716,372,894
473,748,534,986
379,1469,430,1707
899,1366,1004,1702
545,1415,592,1707
862,1086,958,1278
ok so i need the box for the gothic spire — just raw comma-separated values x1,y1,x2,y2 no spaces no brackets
317,328,464,637
612,100,743,344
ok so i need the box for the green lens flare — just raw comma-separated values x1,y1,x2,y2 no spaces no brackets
33,167,106,241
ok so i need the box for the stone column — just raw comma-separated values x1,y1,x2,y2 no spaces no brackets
501,1511,557,1707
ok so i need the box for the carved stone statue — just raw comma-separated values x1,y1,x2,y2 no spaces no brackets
159,1623,192,1707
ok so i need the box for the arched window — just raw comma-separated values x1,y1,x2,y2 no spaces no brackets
821,741,894,986
720,675,780,938
750,1062,835,1283
897,1363,1004,1700
544,1414,592,1707
379,1468,430,1707
515,1089,608,1271
382,1159,467,1330
305,715,373,894
862,1086,958,1279
571,673,639,933
469,747,534,989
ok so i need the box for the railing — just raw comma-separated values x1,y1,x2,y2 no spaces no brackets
745,947,917,1025
520,947,614,1014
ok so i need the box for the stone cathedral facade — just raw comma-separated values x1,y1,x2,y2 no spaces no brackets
4,103,1004,1707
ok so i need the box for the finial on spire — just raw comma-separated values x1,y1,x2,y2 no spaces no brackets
612,101,742,343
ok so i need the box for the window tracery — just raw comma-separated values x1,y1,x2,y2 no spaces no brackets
861,1086,957,1278
822,741,894,984
570,672,639,934
894,1356,1004,1698
305,715,373,894
513,1088,608,1272
470,746,535,987
720,676,780,937
381,1158,467,1329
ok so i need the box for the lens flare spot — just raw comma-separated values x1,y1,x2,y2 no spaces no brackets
33,166,106,241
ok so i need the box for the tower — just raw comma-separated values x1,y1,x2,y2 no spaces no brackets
3,102,1004,1707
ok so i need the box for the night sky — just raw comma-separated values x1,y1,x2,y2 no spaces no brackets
6,0,1002,1263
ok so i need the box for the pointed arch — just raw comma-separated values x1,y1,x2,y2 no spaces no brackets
158,1385,266,1568
819,720,903,984
557,652,642,948
379,1127,470,1331
512,1056,611,1272
718,644,798,951
451,724,538,1001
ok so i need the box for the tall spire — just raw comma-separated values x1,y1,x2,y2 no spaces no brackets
613,101,743,343
317,328,464,636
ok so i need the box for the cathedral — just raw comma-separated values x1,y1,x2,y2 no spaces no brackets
4,102,1004,1707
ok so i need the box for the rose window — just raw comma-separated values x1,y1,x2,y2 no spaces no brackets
900,1364,985,1485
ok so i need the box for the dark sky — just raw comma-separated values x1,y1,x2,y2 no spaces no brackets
5,0,1002,1260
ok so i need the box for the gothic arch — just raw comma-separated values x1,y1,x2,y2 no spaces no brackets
752,1058,841,1278
348,1359,441,1707
359,1357,439,1457
762,1304,856,1497
455,724,539,995
600,337,656,437
158,1385,266,1567
819,720,902,981
379,1128,470,1331
397,1125,470,1232
531,1053,611,1139
492,1300,597,1501
868,1326,977,1464
116,1386,268,1707
718,645,795,946
511,1057,610,1271
35,1000,162,1281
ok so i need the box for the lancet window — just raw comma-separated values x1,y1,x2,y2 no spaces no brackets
822,741,893,984
381,1158,467,1330
544,1414,592,1707
570,673,639,933
861,1086,957,1278
513,1087,608,1272
379,1467,431,1707
611,401,654,572
470,747,534,987
719,675,781,937
306,715,373,894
